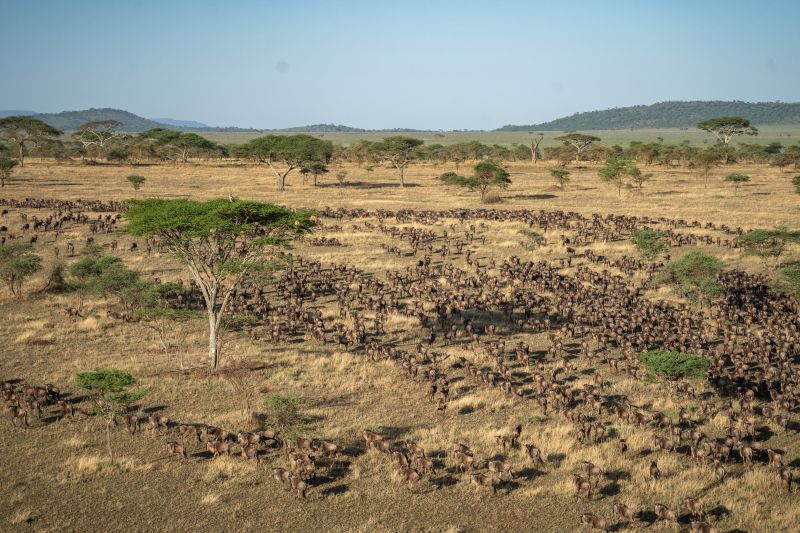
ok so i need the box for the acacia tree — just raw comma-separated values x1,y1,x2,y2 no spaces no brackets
126,175,146,195
724,173,750,195
375,136,424,187
550,169,570,189
300,161,329,186
554,133,601,162
439,161,511,201
75,368,146,463
125,199,314,370
598,156,649,196
0,157,18,187
735,228,800,268
697,116,758,145
0,244,42,298
234,135,333,191
73,120,122,160
0,116,62,166
693,148,722,187
139,129,219,163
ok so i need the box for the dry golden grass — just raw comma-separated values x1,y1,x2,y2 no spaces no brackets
0,158,797,532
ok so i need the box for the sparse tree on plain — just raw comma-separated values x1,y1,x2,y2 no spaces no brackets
439,161,511,201
0,157,18,187
724,173,750,195
126,175,146,195
550,169,570,189
233,135,333,191
375,136,424,187
0,243,42,298
529,133,544,163
697,116,758,144
554,133,601,162
75,368,146,463
124,199,314,370
0,116,63,166
73,120,122,160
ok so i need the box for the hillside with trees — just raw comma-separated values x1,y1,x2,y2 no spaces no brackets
497,101,800,131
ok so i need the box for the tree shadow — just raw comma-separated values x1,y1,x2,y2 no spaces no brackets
321,484,349,496
431,474,459,488
509,194,557,200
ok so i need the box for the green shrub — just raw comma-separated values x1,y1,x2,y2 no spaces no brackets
657,251,724,304
640,350,710,380
776,266,800,299
631,229,667,261
262,393,306,446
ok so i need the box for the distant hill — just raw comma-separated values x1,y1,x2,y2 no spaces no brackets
0,110,36,118
496,101,800,131
152,117,210,129
18,108,170,132
274,124,367,133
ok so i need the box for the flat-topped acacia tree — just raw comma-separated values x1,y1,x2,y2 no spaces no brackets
233,135,333,191
125,199,314,370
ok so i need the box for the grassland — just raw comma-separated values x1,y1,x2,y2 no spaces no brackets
198,124,800,148
0,158,798,532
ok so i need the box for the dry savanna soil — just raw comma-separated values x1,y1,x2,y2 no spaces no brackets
0,158,799,532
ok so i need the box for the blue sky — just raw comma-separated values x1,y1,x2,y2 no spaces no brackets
1,0,798,129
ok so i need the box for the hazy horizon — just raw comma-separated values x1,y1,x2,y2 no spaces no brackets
2,0,799,130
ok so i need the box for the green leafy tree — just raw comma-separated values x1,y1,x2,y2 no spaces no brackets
439,161,511,201
0,157,19,187
693,148,722,187
0,116,63,167
598,156,648,196
697,116,758,144
233,135,333,191
724,173,750,195
125,199,314,370
262,393,306,452
735,228,800,268
335,170,348,186
0,243,42,298
139,129,219,163
374,136,424,187
126,175,146,195
68,255,154,315
657,251,725,305
640,350,710,380
550,169,570,189
75,368,146,463
792,175,800,194
554,133,601,162
301,161,329,186
632,230,667,261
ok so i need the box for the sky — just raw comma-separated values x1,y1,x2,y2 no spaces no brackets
1,0,799,130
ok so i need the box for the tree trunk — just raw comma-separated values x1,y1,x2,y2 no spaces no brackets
399,166,405,187
208,310,221,370
18,143,24,167
106,419,114,464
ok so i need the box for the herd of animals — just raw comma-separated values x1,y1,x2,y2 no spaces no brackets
2,196,800,532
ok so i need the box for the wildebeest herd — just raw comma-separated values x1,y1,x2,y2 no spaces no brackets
2,197,799,531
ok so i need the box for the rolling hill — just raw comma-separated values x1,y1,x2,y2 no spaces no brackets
496,100,800,131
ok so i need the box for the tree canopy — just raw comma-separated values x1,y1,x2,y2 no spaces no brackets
233,134,333,191
374,136,424,187
697,116,758,144
125,199,314,369
554,133,601,162
0,116,63,166
0,157,19,187
657,251,725,305
439,161,511,201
